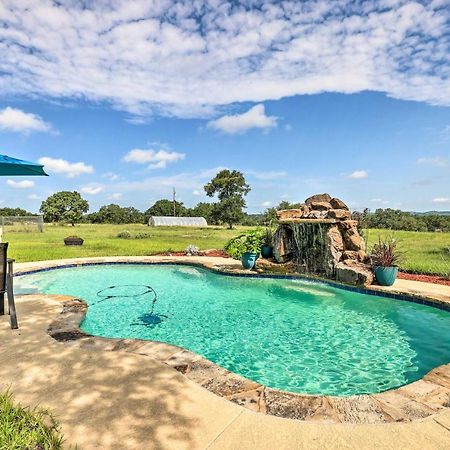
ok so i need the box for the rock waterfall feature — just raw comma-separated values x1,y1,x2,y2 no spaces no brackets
273,194,373,286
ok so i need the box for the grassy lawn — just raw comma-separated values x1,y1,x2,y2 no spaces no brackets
2,223,449,277
3,223,252,263
0,391,63,449
365,228,450,277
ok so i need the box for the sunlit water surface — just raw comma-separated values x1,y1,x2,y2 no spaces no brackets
16,264,450,396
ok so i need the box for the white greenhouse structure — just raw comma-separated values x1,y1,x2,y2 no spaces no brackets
148,216,207,227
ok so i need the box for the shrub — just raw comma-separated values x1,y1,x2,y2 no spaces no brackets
117,230,131,239
134,232,150,239
370,237,402,267
224,229,265,259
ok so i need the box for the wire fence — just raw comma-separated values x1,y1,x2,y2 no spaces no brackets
0,216,44,233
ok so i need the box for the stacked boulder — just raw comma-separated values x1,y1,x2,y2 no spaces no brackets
274,193,373,286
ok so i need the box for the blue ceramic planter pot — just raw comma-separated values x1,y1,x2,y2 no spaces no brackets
374,266,398,286
242,252,258,270
261,245,273,259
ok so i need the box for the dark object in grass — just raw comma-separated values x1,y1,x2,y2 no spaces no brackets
64,236,84,246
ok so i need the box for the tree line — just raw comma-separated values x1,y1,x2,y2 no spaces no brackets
2,170,449,231
37,169,251,228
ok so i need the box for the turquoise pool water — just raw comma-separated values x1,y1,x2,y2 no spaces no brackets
16,264,450,396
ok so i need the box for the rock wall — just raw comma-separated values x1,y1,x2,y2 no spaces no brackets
273,193,373,286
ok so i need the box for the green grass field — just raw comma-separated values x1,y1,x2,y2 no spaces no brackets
365,229,450,278
3,223,251,263
2,224,449,277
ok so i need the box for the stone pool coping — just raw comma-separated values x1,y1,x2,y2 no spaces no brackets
14,256,450,423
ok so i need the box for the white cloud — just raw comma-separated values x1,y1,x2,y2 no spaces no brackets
108,192,122,200
6,179,34,189
80,185,103,195
349,170,368,179
432,197,450,204
192,190,202,196
207,104,278,134
417,157,448,167
123,148,185,169
0,2,448,118
38,157,94,178
261,201,272,207
0,107,52,134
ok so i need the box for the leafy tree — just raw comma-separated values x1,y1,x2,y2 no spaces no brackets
204,169,250,228
144,199,187,222
89,204,143,224
40,191,89,225
0,207,34,216
188,202,217,224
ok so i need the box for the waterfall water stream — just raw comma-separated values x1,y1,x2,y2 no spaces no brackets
291,222,329,274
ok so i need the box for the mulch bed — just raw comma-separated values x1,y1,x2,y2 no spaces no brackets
398,272,450,287
156,249,228,258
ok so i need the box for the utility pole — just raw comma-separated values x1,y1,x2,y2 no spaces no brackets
173,187,176,217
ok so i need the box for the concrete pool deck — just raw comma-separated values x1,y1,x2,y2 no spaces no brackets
1,256,450,449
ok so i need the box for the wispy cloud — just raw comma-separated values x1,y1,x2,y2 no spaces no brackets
207,104,278,134
107,193,122,200
348,170,368,179
432,197,450,204
80,184,103,195
0,107,52,134
6,179,34,189
38,157,94,178
123,147,185,169
1,2,448,118
417,157,448,167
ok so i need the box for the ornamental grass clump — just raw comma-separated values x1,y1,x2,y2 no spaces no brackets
370,237,401,267
0,391,64,449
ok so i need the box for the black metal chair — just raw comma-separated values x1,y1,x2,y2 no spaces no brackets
0,243,18,329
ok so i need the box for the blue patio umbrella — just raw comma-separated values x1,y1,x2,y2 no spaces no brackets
0,154,47,328
0,154,48,176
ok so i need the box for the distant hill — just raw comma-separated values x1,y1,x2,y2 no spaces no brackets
412,211,450,216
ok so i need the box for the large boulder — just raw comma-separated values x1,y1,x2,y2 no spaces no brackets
273,226,294,263
336,262,373,286
309,201,332,211
325,226,344,276
330,197,349,210
277,209,304,220
327,209,351,220
305,193,332,205
342,227,366,251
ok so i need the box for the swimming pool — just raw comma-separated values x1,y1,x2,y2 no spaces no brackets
16,263,450,396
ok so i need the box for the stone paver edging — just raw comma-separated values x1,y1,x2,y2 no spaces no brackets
15,257,450,424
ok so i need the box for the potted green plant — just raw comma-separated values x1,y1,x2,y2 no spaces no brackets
224,230,264,270
241,232,262,269
370,237,401,286
261,228,274,258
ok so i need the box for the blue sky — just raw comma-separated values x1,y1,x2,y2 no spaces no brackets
0,0,449,213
